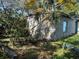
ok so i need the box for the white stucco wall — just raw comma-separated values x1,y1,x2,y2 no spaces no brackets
27,15,56,40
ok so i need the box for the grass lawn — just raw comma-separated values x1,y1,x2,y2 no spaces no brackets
51,34,79,59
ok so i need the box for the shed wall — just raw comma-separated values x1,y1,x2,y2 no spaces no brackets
51,18,76,40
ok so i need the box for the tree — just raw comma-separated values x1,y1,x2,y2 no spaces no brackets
24,0,36,9
56,0,79,14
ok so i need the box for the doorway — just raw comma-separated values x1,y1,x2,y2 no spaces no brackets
75,20,79,33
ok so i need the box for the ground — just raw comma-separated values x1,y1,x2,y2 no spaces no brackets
0,34,79,59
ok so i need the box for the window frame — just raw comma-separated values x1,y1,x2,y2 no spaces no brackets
63,18,67,32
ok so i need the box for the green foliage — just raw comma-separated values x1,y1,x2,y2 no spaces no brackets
0,8,28,38
50,34,79,59
42,42,55,51
0,51,9,59
26,49,38,59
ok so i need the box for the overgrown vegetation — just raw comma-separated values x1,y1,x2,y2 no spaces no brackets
0,51,9,59
0,34,79,59
0,0,79,59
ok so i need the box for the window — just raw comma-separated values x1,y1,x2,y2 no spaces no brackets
63,19,67,32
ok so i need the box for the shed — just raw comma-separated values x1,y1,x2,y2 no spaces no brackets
27,12,78,40
51,13,77,39
28,12,79,40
